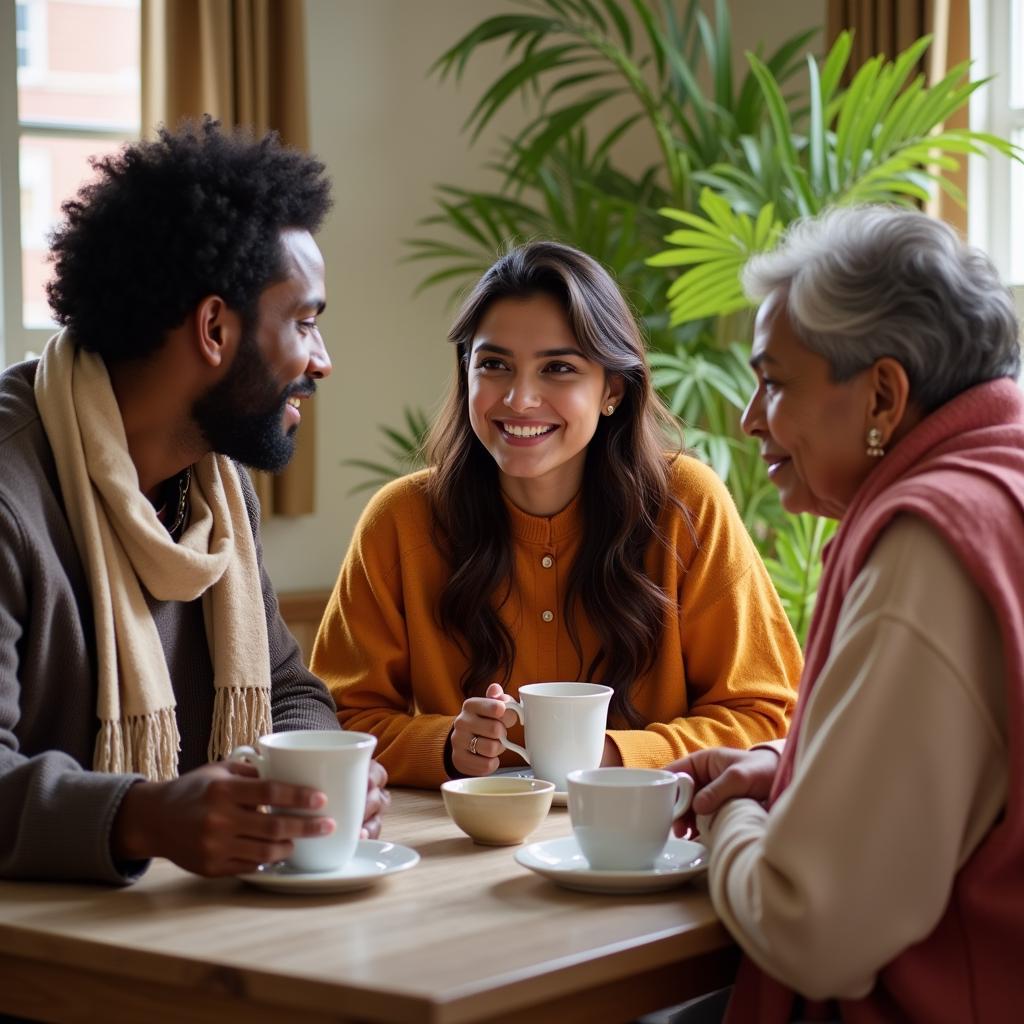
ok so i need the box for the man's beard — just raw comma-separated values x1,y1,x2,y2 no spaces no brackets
192,325,314,473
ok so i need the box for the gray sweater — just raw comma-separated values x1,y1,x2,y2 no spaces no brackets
0,360,338,883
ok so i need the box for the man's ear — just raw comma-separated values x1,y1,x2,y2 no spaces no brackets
867,356,912,446
193,295,242,369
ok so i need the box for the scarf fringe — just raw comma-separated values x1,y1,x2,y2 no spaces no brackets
209,686,273,763
94,708,182,782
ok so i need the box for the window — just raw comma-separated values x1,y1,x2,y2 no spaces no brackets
0,0,140,365
969,0,1024,297
15,0,45,76
16,3,29,68
1009,1,1024,288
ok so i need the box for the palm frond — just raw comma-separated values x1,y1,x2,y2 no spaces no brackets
649,189,781,324
342,409,431,496
649,33,1024,328
763,515,837,644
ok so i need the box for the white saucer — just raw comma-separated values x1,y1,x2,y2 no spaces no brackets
514,836,707,894
495,767,567,806
239,840,420,894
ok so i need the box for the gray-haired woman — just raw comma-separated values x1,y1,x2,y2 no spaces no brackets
670,205,1024,1023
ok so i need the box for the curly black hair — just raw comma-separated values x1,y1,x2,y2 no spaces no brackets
47,116,332,362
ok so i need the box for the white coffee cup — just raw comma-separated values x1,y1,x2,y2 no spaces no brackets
498,682,613,792
567,767,694,870
228,730,376,873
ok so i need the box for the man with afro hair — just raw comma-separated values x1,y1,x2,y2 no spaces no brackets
0,118,387,883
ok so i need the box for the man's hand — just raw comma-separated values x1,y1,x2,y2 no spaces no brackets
361,759,389,840
112,761,334,876
666,746,781,836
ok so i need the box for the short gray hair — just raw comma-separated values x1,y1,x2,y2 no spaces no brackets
743,205,1021,411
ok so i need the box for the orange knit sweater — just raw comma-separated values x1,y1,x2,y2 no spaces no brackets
312,456,801,788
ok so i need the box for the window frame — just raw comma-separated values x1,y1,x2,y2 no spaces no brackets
969,0,1024,306
0,0,138,366
15,0,47,81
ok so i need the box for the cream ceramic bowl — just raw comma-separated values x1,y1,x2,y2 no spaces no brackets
441,777,556,846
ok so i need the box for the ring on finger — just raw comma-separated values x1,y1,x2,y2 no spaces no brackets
469,735,480,756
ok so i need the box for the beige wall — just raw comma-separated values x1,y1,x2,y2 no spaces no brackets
260,0,826,594
729,0,826,59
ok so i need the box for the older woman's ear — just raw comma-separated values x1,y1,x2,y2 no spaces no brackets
866,356,919,450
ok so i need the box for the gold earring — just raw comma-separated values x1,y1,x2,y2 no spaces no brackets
866,427,885,458
605,404,615,416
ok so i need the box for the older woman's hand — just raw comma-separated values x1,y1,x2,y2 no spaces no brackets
667,746,781,836
451,683,519,776
360,759,390,840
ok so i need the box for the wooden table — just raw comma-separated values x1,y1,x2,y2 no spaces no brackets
0,788,738,1024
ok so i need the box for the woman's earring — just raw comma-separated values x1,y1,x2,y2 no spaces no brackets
604,404,616,416
866,427,885,458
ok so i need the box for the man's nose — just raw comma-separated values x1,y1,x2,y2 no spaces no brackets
307,331,331,380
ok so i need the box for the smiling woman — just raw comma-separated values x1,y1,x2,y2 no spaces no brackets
742,290,897,520
466,291,624,516
312,241,803,789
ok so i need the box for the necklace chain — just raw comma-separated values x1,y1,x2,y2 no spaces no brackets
161,467,191,537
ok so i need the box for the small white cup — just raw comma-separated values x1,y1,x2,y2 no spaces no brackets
498,682,613,792
228,730,376,873
567,767,694,870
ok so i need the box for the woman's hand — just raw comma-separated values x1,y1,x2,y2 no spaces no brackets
360,759,390,840
666,745,781,836
451,683,519,776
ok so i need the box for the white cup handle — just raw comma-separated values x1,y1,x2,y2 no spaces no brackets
497,698,529,763
228,744,266,775
671,771,695,820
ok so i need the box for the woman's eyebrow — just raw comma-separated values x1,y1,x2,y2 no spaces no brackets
473,342,585,358
749,351,780,370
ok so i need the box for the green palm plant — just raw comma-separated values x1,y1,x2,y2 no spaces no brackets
350,4,1018,644
413,0,813,322
405,129,672,315
763,513,835,641
650,31,1022,325
343,407,432,496
430,0,815,208
642,30,1021,636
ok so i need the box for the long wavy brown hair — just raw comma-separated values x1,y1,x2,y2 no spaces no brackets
425,241,686,727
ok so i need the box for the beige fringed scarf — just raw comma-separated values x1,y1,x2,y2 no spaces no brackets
34,330,272,781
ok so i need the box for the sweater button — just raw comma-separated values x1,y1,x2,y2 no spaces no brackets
541,555,554,568
541,610,554,622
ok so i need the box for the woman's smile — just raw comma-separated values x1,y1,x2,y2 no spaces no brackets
762,451,792,478
495,419,559,444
